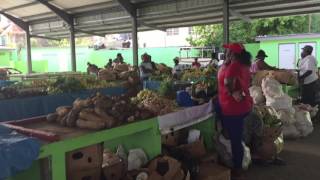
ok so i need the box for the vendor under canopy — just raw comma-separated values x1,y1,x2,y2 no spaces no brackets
139,53,156,81
172,57,184,79
251,50,277,73
298,45,319,106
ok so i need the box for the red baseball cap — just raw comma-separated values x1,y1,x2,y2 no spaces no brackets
223,43,244,54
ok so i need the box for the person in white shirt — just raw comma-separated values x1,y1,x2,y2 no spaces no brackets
172,57,184,79
139,53,155,81
298,45,319,106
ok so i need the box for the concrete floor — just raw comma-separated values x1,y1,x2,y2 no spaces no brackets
247,124,320,180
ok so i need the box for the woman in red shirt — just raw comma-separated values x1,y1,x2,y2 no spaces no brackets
218,43,253,179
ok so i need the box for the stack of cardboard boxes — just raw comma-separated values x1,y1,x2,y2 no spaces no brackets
66,144,103,180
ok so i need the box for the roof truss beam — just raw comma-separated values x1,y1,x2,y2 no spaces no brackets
36,0,73,25
75,29,105,37
139,22,166,32
0,11,29,31
229,9,252,23
30,34,60,41
117,0,137,18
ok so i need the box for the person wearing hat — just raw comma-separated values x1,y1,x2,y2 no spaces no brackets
250,50,277,73
217,43,253,179
172,57,184,79
113,53,124,64
298,45,319,106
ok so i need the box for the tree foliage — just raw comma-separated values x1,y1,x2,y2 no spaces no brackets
187,14,320,47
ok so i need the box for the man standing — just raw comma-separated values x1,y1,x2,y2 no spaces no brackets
298,45,319,106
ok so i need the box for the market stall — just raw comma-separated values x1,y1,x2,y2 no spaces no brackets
0,87,126,122
4,99,216,180
0,65,140,121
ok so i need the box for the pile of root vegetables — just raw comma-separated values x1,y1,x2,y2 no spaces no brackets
46,92,155,130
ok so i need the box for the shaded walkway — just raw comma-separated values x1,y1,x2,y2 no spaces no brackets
247,124,320,180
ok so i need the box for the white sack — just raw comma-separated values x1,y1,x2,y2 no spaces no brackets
275,108,296,124
295,110,313,137
294,104,319,118
282,124,300,139
261,77,284,98
266,94,292,110
249,86,265,105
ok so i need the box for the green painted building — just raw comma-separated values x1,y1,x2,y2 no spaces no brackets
2,35,318,74
256,33,320,69
0,42,261,74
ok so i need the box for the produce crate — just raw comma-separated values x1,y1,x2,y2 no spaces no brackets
5,117,161,180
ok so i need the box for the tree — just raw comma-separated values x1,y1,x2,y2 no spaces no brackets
187,14,318,47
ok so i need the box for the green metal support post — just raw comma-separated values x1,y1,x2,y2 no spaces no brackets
70,23,76,72
223,0,230,44
26,28,32,74
132,17,138,67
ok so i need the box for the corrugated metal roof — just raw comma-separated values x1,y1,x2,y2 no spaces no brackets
1,0,320,39
256,33,320,41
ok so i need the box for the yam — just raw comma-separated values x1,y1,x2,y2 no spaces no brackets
59,115,68,126
98,69,117,81
73,98,93,109
94,96,113,110
56,106,72,117
119,71,131,80
76,119,105,130
94,107,117,128
46,113,58,122
65,108,81,127
114,64,129,72
79,110,105,123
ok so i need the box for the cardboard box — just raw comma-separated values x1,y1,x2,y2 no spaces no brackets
102,151,127,180
66,144,103,171
162,131,182,147
67,168,101,180
178,138,207,159
148,156,184,180
201,153,218,164
197,163,231,180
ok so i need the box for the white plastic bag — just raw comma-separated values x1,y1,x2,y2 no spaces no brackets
266,94,292,110
275,108,296,124
295,110,313,137
294,104,319,118
249,86,265,105
127,149,148,171
261,77,284,98
218,135,251,170
282,124,300,139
